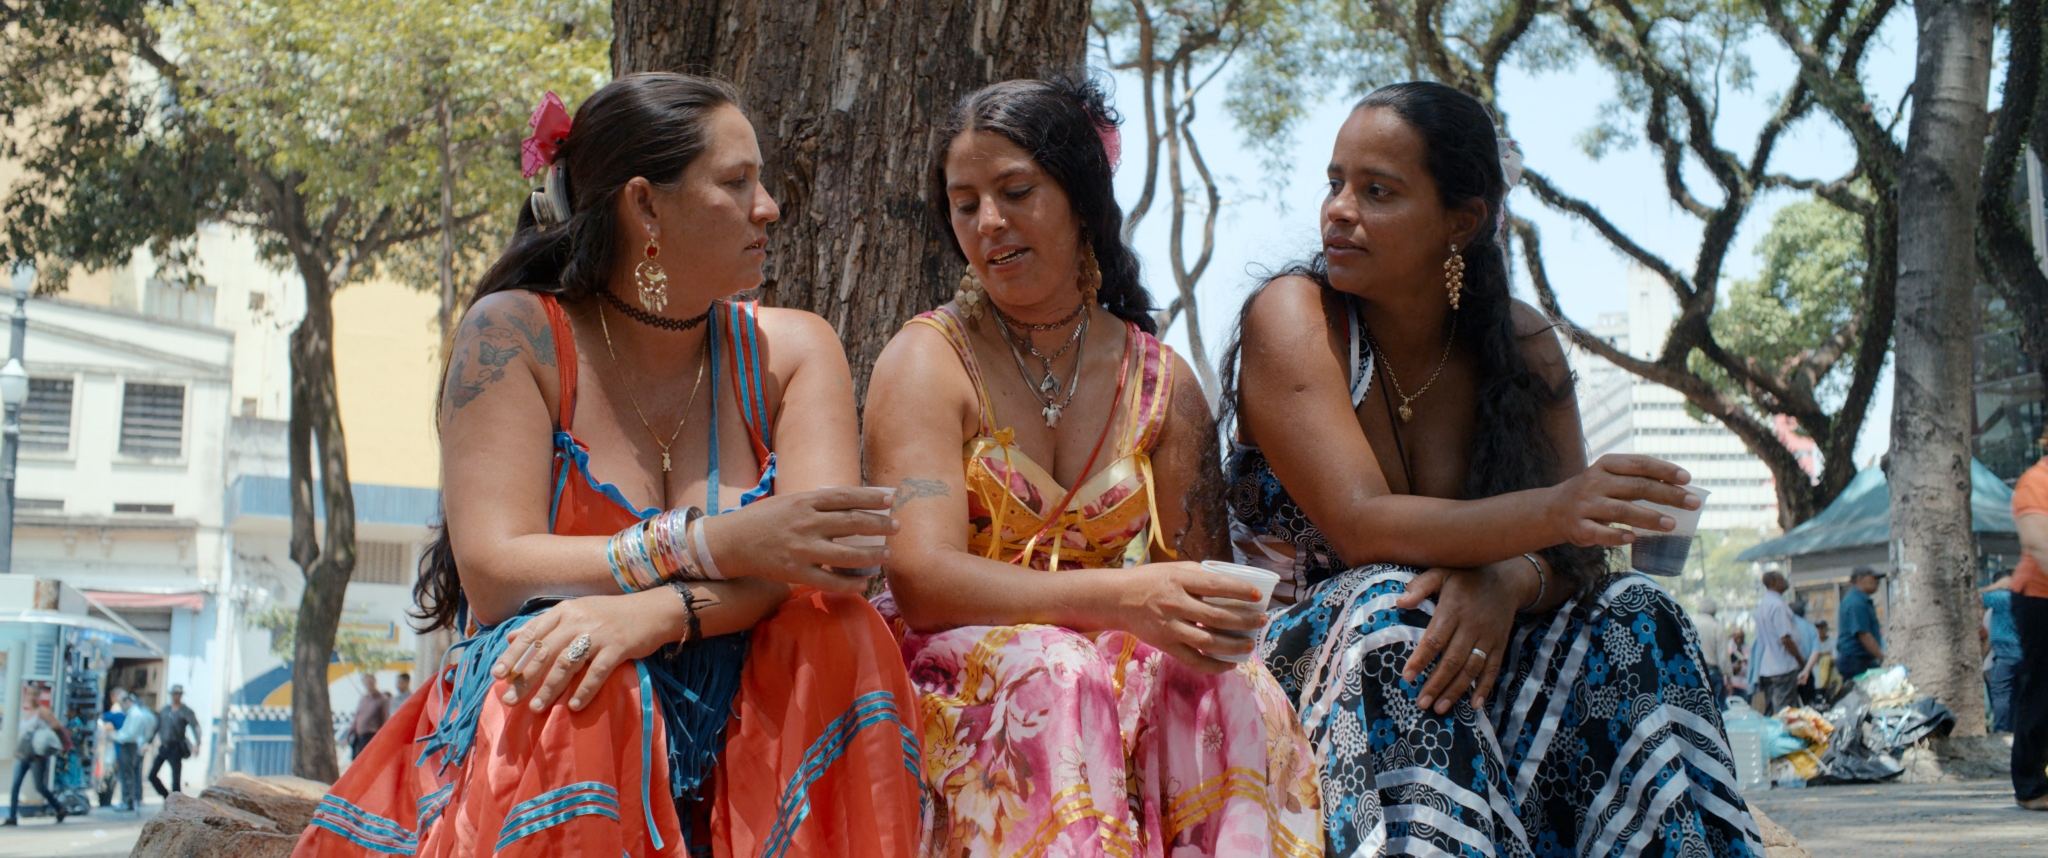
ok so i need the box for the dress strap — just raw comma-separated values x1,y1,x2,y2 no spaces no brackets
538,293,579,430
1344,294,1375,408
1123,325,1176,454
905,307,997,435
719,301,774,463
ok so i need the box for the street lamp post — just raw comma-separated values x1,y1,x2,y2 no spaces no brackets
0,265,29,575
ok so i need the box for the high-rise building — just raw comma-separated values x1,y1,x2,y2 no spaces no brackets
1571,266,1782,532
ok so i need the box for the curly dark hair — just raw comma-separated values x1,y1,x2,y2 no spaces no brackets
412,72,742,633
1219,81,1605,593
928,75,1156,334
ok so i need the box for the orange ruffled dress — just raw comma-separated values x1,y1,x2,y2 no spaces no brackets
295,296,926,858
877,308,1321,858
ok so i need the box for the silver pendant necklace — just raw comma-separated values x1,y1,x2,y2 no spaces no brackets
1001,311,1089,427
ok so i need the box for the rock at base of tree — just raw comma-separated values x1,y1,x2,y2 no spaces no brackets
129,792,301,858
1748,805,1813,858
199,772,328,833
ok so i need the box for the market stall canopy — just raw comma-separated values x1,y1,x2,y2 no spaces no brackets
0,609,165,655
1737,460,2017,562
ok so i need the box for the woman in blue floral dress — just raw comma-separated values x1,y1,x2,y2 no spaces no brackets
1221,81,1762,858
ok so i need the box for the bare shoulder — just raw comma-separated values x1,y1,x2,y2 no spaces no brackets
1240,274,1330,337
753,305,844,357
868,313,977,422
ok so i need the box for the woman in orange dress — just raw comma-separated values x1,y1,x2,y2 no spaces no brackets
294,73,924,858
863,77,1320,858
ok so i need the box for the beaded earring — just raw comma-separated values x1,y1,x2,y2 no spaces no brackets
1444,243,1466,311
954,269,986,320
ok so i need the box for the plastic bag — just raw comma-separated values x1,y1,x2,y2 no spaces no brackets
1857,665,1917,709
1762,715,1808,759
1807,689,1903,784
1867,698,1956,752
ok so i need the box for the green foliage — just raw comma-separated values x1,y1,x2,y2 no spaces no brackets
1,0,608,290
1690,198,1869,407
249,606,410,675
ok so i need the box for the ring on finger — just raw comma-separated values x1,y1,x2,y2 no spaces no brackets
1469,647,1487,662
563,633,593,664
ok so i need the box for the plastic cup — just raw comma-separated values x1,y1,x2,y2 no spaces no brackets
1629,486,1710,577
1198,560,1281,663
826,486,894,576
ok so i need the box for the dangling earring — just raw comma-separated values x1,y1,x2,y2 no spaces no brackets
1078,244,1102,305
1444,242,1465,311
954,269,986,321
635,239,669,312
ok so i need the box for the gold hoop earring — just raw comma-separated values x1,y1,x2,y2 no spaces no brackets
1444,243,1465,311
954,269,986,321
635,239,669,312
1079,244,1102,305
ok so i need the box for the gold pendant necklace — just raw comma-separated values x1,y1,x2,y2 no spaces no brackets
1365,324,1454,423
599,305,707,474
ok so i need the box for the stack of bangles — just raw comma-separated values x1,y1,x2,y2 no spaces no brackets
606,506,722,642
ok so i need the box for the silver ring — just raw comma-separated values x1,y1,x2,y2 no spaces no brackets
1469,647,1487,662
563,633,593,664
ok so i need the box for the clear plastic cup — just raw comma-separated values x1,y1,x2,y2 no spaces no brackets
827,486,894,576
1629,486,1710,576
1198,560,1281,663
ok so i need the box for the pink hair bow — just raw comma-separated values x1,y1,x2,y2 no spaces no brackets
1096,120,1122,173
521,92,572,179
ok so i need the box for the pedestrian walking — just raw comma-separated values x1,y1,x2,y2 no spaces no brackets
1754,571,1805,715
5,681,69,825
148,685,200,797
346,675,390,761
391,673,412,709
106,690,154,812
1835,567,1885,683
2007,431,2048,811
1693,598,1730,700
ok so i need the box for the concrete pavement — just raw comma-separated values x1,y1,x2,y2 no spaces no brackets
1749,779,2045,857
0,797,162,858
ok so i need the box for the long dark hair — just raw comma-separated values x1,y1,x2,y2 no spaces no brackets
1219,81,1603,593
929,76,1156,334
412,73,742,633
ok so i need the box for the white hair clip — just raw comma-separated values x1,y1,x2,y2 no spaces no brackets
1498,137,1524,189
529,163,570,229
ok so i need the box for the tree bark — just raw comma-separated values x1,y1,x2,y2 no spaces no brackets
286,263,359,782
613,0,1092,397
1889,0,1994,737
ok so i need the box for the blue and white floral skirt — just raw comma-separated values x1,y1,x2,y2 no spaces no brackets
1259,566,1764,858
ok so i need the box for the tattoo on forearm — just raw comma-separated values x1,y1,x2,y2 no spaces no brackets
895,478,951,509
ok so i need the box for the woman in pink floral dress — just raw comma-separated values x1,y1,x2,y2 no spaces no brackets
864,77,1320,858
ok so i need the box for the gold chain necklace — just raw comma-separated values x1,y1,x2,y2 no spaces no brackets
1364,324,1454,423
599,304,707,473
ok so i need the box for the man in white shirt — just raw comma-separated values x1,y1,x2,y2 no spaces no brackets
1753,571,1805,714
1692,598,1729,700
107,690,156,812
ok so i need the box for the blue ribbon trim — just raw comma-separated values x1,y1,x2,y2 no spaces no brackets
310,795,418,856
757,691,916,858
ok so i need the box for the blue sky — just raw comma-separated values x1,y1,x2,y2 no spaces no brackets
1103,14,1922,470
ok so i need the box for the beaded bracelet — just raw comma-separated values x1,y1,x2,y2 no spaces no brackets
606,506,714,593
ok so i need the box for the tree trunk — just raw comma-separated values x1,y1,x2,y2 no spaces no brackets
613,0,1091,397
287,265,359,782
1889,0,1994,737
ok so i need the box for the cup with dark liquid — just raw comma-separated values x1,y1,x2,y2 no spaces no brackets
1630,486,1710,576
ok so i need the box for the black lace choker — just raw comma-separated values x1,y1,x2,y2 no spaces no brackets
600,288,710,332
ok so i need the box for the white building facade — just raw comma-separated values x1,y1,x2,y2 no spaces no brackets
1573,266,1783,533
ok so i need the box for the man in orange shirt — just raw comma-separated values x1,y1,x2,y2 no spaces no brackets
2009,426,2048,811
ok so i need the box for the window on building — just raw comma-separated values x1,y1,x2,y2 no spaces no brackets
113,502,174,515
352,541,415,585
248,291,267,311
143,279,217,326
22,378,73,453
17,498,61,512
119,382,185,458
240,397,259,417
